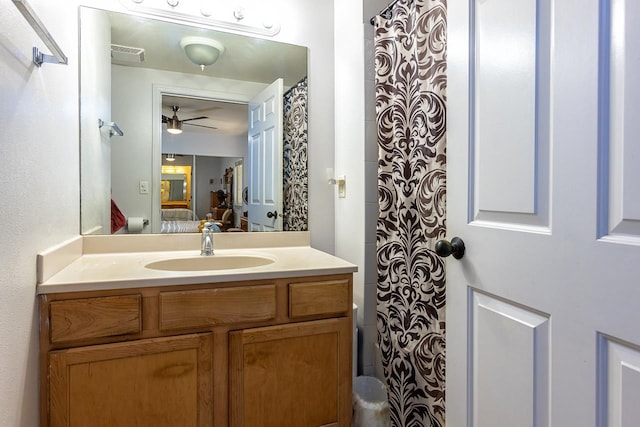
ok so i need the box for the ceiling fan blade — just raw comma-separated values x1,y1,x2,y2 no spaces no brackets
183,123,218,130
162,115,170,123
181,116,208,122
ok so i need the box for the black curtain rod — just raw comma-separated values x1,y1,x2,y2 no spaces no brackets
369,0,402,25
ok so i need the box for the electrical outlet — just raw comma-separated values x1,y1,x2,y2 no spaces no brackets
139,180,149,194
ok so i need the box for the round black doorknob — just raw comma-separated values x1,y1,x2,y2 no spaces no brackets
435,237,465,259
267,210,278,219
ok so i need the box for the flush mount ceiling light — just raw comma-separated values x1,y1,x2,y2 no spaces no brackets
180,36,225,71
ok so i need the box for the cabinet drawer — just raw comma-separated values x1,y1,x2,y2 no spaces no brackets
50,295,141,344
159,284,277,331
289,279,350,318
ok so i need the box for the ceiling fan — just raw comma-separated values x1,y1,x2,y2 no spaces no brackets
162,105,217,134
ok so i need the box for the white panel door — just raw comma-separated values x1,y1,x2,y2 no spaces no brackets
447,0,640,426
247,79,284,231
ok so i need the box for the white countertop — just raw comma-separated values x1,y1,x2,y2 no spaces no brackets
36,233,358,294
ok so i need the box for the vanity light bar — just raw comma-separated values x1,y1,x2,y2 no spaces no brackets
12,0,68,67
119,0,281,37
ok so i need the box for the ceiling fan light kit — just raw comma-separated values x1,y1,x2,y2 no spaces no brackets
166,116,182,134
162,104,217,134
180,36,225,71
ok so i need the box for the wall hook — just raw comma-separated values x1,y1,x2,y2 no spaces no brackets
98,119,124,137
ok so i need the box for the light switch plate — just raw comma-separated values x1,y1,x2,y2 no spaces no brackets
139,180,149,194
337,176,346,198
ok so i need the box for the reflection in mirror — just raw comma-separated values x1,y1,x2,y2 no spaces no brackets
159,95,246,232
79,7,308,235
159,153,241,233
161,163,190,208
161,176,187,203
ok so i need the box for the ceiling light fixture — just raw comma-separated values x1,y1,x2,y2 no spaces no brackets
166,117,182,134
166,154,176,162
180,36,225,71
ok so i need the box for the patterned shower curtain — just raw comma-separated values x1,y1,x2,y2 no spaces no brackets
374,0,447,426
283,77,308,231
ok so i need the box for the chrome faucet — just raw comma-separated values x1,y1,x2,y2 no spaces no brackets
201,222,215,256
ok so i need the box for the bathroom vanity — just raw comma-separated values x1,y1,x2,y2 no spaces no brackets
37,233,357,427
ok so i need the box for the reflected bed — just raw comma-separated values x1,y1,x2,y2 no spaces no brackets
160,208,201,233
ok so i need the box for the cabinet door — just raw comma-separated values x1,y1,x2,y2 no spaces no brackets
49,334,213,427
229,318,351,427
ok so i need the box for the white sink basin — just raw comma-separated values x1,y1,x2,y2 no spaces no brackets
145,255,275,271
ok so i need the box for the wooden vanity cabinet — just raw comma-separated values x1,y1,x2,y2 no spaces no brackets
229,318,351,427
39,274,353,427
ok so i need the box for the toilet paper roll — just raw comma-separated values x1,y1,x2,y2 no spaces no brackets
127,217,145,233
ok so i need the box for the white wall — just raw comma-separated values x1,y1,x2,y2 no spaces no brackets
0,2,81,425
334,0,367,374
340,0,387,378
273,1,336,253
0,0,338,424
162,131,247,158
79,8,111,235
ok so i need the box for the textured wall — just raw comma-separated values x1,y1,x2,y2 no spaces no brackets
0,1,80,425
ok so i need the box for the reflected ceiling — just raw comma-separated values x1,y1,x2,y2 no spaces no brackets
109,12,306,137
109,13,307,84
161,96,248,136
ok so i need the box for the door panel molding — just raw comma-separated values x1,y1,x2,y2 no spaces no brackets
471,0,551,231
598,334,640,427
598,0,640,244
471,290,550,427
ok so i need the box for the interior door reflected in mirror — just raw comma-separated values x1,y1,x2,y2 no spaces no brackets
79,7,308,236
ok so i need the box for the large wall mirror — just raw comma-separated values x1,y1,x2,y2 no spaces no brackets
80,7,308,235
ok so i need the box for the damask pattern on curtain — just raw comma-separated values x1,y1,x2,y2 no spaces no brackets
283,76,308,231
374,1,447,426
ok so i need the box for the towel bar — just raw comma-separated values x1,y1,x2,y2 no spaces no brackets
12,0,68,67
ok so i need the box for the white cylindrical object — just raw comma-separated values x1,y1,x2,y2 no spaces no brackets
352,376,390,427
127,217,144,233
